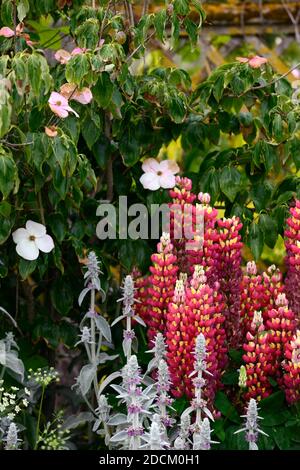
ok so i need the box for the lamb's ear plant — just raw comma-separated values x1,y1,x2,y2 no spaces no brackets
154,359,174,440
140,414,169,450
173,414,191,450
146,332,167,375
193,417,218,450
113,274,146,360
234,398,268,450
75,251,117,441
182,333,214,436
110,355,154,450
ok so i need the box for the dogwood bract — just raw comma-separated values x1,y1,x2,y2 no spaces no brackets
139,159,180,191
59,83,93,104
236,55,268,68
12,221,54,261
48,92,79,118
54,47,86,64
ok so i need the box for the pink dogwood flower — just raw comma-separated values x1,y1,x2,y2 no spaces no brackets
54,47,87,64
140,159,180,191
48,92,79,118
45,125,58,137
59,83,93,104
236,55,268,68
0,23,33,45
0,27,15,38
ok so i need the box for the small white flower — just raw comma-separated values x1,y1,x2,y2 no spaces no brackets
12,220,54,261
139,158,179,191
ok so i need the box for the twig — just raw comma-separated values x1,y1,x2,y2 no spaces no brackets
105,113,114,202
99,0,113,42
127,30,156,61
0,140,33,148
38,191,45,226
281,0,300,43
249,60,300,91
13,0,17,53
42,33,69,50
142,0,149,16
0,306,18,329
126,1,135,27
15,277,19,321
40,31,61,49
240,0,246,41
258,0,264,23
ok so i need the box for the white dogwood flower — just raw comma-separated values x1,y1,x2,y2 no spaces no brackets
139,159,179,191
12,221,54,261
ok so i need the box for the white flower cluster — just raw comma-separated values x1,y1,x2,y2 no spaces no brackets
28,367,59,387
37,412,71,450
0,381,30,420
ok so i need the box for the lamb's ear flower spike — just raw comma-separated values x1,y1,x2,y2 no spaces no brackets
113,274,145,360
234,398,268,450
140,414,169,450
193,417,218,450
174,414,191,450
110,355,153,450
146,332,167,374
4,422,21,450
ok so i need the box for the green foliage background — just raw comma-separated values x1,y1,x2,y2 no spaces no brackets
0,0,300,449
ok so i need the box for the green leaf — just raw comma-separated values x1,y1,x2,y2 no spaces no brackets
259,392,291,426
166,93,186,123
48,213,66,242
154,9,166,42
51,278,73,315
184,17,198,44
268,427,291,450
0,82,12,138
92,135,111,169
174,0,189,15
1,0,13,25
214,391,241,424
250,182,272,212
75,18,99,49
17,0,29,22
65,54,90,85
0,216,13,244
219,166,242,202
19,259,37,280
119,130,140,167
93,72,114,109
272,114,283,141
213,75,225,102
27,54,42,96
276,191,294,205
0,148,17,199
51,136,70,176
259,213,278,248
53,166,69,200
52,245,64,274
249,221,264,260
0,200,11,217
